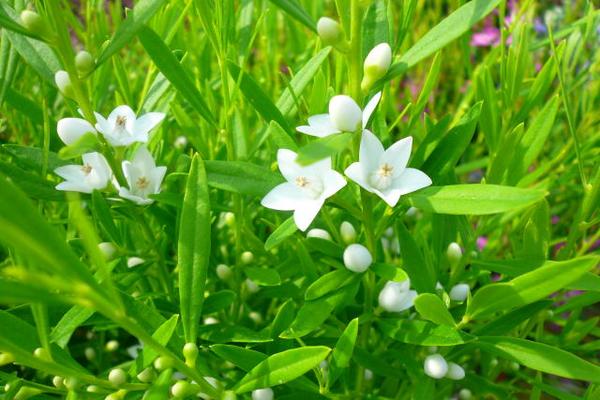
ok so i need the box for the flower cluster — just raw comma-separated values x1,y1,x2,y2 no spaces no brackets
53,103,167,205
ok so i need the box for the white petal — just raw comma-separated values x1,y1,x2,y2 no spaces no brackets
303,157,332,177
293,200,323,231
296,114,340,138
82,152,111,181
121,160,135,188
108,105,136,125
392,168,432,195
261,182,303,211
396,290,417,311
362,92,382,128
372,187,402,207
151,166,167,194
277,149,301,182
56,181,92,193
320,170,347,199
119,187,153,205
132,146,156,172
329,95,362,132
54,165,85,181
344,162,372,192
134,112,165,136
359,130,384,171
381,136,412,177
57,118,96,145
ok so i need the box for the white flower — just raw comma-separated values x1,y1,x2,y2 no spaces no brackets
449,283,470,302
345,130,432,207
424,354,448,379
57,118,97,145
378,279,417,312
343,244,372,273
296,92,381,137
94,105,165,147
446,362,465,380
118,146,166,205
54,152,112,193
261,149,346,231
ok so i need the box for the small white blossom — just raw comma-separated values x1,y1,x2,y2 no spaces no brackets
343,244,372,273
261,149,346,231
449,283,470,302
306,228,332,241
345,130,432,207
446,362,465,380
94,105,165,147
424,354,448,379
296,92,381,137
378,279,417,312
118,146,166,205
54,152,112,193
57,118,97,145
127,257,145,268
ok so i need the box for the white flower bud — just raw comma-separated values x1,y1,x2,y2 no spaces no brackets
174,135,188,150
446,362,465,380
136,367,155,383
54,70,73,97
424,354,448,379
343,244,372,273
203,317,219,325
105,340,119,352
384,227,394,238
317,17,343,46
249,311,262,324
252,388,274,400
329,95,362,132
363,43,392,78
108,368,127,386
307,228,332,241
319,360,328,370
171,381,192,398
364,369,373,380
216,264,232,280
378,280,417,312
340,221,357,244
98,242,117,260
127,257,144,268
52,376,64,388
87,385,101,393
75,50,94,75
449,283,470,302
20,10,45,35
245,278,259,293
458,388,472,400
447,242,462,266
84,347,96,360
241,251,254,265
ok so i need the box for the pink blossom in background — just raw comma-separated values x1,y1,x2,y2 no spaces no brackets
476,236,488,251
551,215,560,225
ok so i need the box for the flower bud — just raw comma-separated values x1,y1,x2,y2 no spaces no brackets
20,10,45,35
245,278,259,293
249,311,262,324
52,376,64,388
105,390,127,400
63,377,79,390
447,242,462,266
204,316,219,325
54,70,73,97
183,342,198,366
378,280,416,312
222,390,238,400
75,50,94,75
343,244,372,273
317,17,343,46
105,340,119,352
216,264,232,280
108,368,127,386
449,283,470,302
84,347,96,361
241,251,254,265
98,242,117,260
446,362,465,380
136,367,155,383
361,43,392,91
224,212,236,226
364,368,373,380
154,356,174,371
423,354,448,379
252,388,274,400
329,95,362,132
87,385,101,393
174,136,188,150
307,228,332,241
127,257,145,268
458,388,472,400
340,221,357,244
33,347,50,361
0,352,15,366
171,381,197,398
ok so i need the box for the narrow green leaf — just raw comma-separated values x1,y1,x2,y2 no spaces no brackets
234,346,331,393
211,344,267,371
91,190,122,246
203,290,236,315
0,4,41,39
244,267,281,286
414,293,456,326
396,222,436,293
370,263,408,282
205,160,282,197
378,319,474,346
178,155,211,343
264,217,297,250
58,132,102,160
50,306,94,348
305,269,360,301
268,0,316,32
331,318,358,369
137,314,179,371
473,301,552,336
296,133,353,165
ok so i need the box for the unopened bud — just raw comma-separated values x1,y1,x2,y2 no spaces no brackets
98,242,117,260
245,278,259,293
127,257,144,268
248,311,262,324
84,347,96,361
105,340,119,352
154,356,174,371
329,95,362,132
449,283,470,302
307,228,332,241
317,17,343,46
446,362,465,380
241,251,254,265
183,342,198,366
459,388,472,399
216,264,232,280
364,368,373,380
174,136,188,150
20,10,45,35
423,354,448,379
52,376,64,388
0,352,15,366
54,70,73,97
75,50,94,75
136,367,155,383
361,43,392,92
224,212,236,226
446,242,462,266
171,381,198,398
343,244,372,273
63,377,79,390
340,221,357,244
87,385,101,393
252,388,274,400
33,347,50,361
108,368,127,386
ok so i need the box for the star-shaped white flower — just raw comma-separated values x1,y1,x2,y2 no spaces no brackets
118,146,167,205
345,130,432,207
378,279,418,312
261,149,346,231
94,105,165,147
57,117,97,145
54,152,112,193
296,92,382,137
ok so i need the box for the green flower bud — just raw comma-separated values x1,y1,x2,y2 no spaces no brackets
446,242,462,266
75,50,95,76
0,352,15,366
136,367,155,383
153,356,174,371
52,376,64,388
108,368,127,386
20,10,45,35
63,377,79,390
33,347,50,361
183,342,198,367
171,381,200,398
317,17,343,46
98,242,117,260
216,264,232,280
241,251,254,265
105,340,119,352
340,221,356,244
86,385,102,393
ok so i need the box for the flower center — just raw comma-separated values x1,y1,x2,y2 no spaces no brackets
295,175,323,199
136,176,150,190
369,163,394,190
81,164,92,175
116,115,127,130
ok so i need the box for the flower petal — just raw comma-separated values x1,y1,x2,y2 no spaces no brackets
54,165,85,181
362,91,382,128
293,199,323,231
329,95,362,132
119,187,153,205
392,167,432,195
57,118,96,145
344,162,371,192
396,290,417,311
134,112,165,136
108,105,136,126
261,182,303,211
277,149,301,181
56,181,92,193
359,130,384,171
132,146,156,171
372,187,402,207
320,170,347,199
381,136,412,177
151,166,167,194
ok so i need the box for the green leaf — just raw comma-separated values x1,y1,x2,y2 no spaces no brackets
378,319,475,346
234,346,331,393
264,217,297,250
296,133,353,165
331,318,358,370
2,145,65,172
371,263,408,282
268,0,316,32
203,290,236,315
0,4,41,39
205,160,282,197
0,161,64,202
136,314,179,372
404,184,547,215
477,336,600,383
385,0,502,82
210,344,267,371
58,132,102,160
396,222,436,293
362,0,389,57
178,155,211,343
473,301,552,336
96,0,167,66
138,26,216,126
229,61,292,133
50,306,95,348
276,47,332,117
198,324,272,344
91,190,122,246
467,256,599,319
414,293,456,326
244,267,281,286
305,269,360,301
